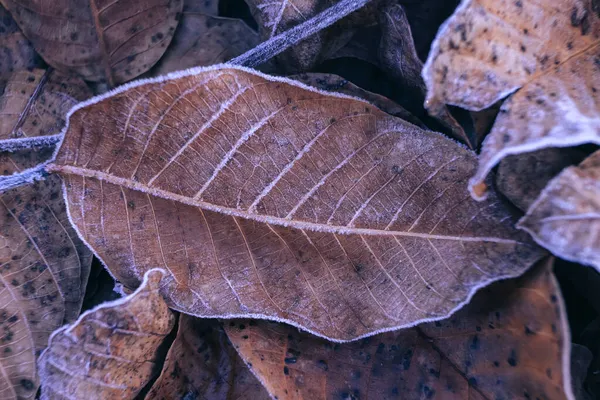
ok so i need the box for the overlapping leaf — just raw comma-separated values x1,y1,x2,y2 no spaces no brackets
244,0,379,70
0,148,92,399
226,259,574,400
497,147,589,211
0,69,91,150
518,150,600,270
423,0,600,199
1,0,183,84
38,269,175,399
290,72,425,128
148,12,261,76
0,5,40,84
146,316,269,399
47,66,543,341
378,3,474,148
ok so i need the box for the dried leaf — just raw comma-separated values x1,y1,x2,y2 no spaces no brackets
184,0,220,15
423,0,600,199
0,0,183,84
0,148,92,399
290,72,425,128
226,259,574,400
149,13,260,76
470,103,500,145
497,147,590,211
244,0,379,71
571,343,594,400
0,5,40,83
518,150,600,270
146,316,269,399
0,69,91,150
38,268,175,400
401,0,461,62
48,65,543,341
378,4,475,148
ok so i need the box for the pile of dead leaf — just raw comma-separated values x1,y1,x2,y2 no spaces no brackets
0,0,598,398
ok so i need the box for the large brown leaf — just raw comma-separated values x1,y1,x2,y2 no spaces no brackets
422,0,600,199
148,13,261,76
48,66,543,341
0,148,92,399
0,0,183,84
0,69,91,150
518,150,600,270
146,315,269,399
226,259,574,400
38,268,175,399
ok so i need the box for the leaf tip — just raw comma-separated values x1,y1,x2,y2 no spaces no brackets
469,180,489,201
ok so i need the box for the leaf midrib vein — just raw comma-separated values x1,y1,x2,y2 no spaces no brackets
48,163,526,245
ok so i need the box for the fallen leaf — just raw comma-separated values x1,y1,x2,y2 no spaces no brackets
146,315,269,399
226,258,574,400
0,0,183,84
244,0,379,71
497,147,590,211
48,65,543,341
580,318,600,396
401,0,461,62
184,0,220,15
38,268,175,400
423,0,600,199
0,69,91,150
470,102,501,145
518,150,600,270
0,5,41,84
290,72,425,128
571,343,594,400
378,4,475,148
0,147,92,399
148,13,261,76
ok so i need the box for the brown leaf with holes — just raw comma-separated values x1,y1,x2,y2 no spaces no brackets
226,259,573,400
0,5,41,85
148,13,261,76
378,4,475,148
47,66,543,341
497,147,590,211
38,268,175,400
0,148,92,399
290,72,425,128
0,69,91,149
146,316,269,400
423,0,600,199
0,0,183,85
518,150,600,270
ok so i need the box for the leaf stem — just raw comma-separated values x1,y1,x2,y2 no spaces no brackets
0,162,50,192
0,134,62,153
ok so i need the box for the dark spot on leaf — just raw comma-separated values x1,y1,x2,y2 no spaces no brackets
317,359,328,371
470,335,479,350
507,349,518,366
20,379,34,390
524,326,535,335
